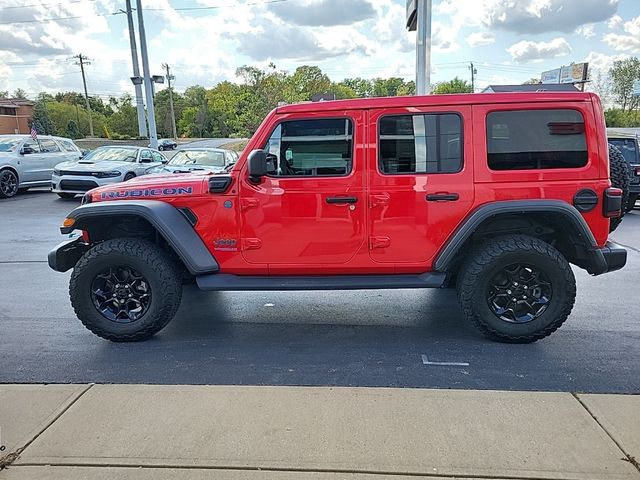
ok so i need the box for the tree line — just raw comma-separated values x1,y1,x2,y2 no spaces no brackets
5,58,639,139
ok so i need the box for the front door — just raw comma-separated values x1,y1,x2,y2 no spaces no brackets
240,113,366,268
38,138,66,181
368,106,474,266
18,138,47,183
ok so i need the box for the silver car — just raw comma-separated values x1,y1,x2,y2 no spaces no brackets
0,135,82,199
148,148,238,175
51,145,166,198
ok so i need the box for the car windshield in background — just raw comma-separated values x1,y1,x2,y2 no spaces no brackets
608,138,638,164
169,150,225,167
0,137,22,153
84,147,137,163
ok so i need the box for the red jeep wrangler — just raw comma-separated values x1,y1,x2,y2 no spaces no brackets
49,92,626,343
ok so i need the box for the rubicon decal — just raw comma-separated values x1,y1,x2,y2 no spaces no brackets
101,187,193,199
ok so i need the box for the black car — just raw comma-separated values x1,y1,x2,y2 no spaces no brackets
150,138,178,151
607,128,640,212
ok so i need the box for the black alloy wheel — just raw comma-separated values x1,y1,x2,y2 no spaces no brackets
0,170,19,198
90,266,152,323
486,263,552,324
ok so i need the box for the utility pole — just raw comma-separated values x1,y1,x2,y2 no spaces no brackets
135,0,158,148
74,53,94,137
415,0,432,95
469,62,477,92
162,63,178,140
124,0,147,138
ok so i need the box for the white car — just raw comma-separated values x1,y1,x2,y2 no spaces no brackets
147,148,239,175
0,134,83,199
52,145,166,199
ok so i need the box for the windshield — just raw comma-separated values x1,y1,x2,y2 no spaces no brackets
169,150,226,167
83,147,138,163
609,138,639,165
0,137,23,153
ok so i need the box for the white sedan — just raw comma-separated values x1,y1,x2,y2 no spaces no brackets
52,146,166,199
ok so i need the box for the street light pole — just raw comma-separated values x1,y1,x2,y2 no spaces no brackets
135,0,158,148
125,0,147,138
415,0,432,95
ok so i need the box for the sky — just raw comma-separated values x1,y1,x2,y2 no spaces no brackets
0,0,639,101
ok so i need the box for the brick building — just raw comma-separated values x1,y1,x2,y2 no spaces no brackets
0,98,35,135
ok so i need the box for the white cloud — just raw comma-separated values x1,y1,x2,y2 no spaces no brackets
466,31,496,47
608,14,624,29
603,16,640,53
576,24,596,39
507,37,571,63
268,0,376,26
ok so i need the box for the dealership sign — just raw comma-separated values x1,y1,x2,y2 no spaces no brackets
541,63,588,84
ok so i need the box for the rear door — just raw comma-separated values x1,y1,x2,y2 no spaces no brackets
38,138,66,180
368,106,475,265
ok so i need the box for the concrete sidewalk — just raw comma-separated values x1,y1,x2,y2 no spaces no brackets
1,385,638,480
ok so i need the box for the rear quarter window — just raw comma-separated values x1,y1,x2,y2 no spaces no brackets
487,109,588,171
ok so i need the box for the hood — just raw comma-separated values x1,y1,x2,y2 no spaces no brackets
151,164,225,175
88,171,213,202
56,160,132,172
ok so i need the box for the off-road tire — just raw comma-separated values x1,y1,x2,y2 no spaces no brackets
69,238,182,342
457,235,576,343
0,169,19,199
609,143,629,232
57,192,76,199
123,173,136,181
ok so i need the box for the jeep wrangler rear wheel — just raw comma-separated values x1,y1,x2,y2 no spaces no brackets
457,235,576,343
69,238,182,342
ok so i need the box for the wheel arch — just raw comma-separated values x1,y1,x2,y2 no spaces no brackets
0,165,20,182
435,200,607,276
61,200,218,275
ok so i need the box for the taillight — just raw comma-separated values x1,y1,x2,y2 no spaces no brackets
603,187,623,218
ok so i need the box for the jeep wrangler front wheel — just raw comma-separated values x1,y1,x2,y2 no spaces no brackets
69,238,182,342
457,235,576,343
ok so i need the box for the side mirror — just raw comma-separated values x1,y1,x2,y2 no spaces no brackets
20,146,35,155
161,158,169,164
247,149,267,182
80,149,90,158
140,157,153,163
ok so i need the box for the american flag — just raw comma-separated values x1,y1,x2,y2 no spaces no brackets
30,125,37,140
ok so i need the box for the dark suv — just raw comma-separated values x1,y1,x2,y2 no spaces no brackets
607,128,640,211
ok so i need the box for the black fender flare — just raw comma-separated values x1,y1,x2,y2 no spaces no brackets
58,200,219,275
433,200,608,275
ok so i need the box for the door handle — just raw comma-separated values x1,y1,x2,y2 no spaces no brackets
326,196,358,204
426,193,459,202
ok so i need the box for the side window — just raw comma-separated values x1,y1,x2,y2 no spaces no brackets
22,139,41,153
151,151,164,162
486,109,588,170
39,139,61,153
379,114,462,174
263,118,353,177
59,140,79,153
139,150,152,162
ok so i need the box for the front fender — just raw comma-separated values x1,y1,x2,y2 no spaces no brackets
57,200,219,275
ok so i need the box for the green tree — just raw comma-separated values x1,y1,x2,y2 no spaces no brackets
154,88,185,138
30,94,54,135
523,78,541,85
106,94,138,138
432,77,473,94
340,78,373,97
66,120,81,139
609,57,640,112
13,88,28,99
0,90,8,98
285,65,332,102
372,77,413,97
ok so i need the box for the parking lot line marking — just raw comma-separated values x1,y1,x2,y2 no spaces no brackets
421,354,470,367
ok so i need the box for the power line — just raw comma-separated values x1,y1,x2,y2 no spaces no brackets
0,10,123,25
145,0,290,12
0,0,96,10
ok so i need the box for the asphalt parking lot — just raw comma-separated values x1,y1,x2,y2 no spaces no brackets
1,190,639,393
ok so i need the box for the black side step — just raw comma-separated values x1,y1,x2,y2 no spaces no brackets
196,273,447,291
